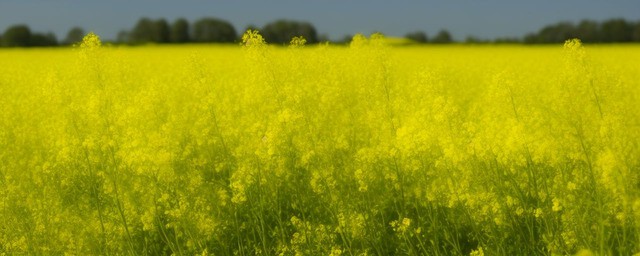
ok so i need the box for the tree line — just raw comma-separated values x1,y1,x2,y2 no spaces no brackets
0,17,318,47
406,18,640,44
2,17,640,47
523,18,640,43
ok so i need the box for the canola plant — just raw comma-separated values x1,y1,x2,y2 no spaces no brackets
1,32,639,255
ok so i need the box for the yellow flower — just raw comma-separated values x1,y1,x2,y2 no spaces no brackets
80,32,102,49
534,208,543,218
552,198,563,212
470,246,484,256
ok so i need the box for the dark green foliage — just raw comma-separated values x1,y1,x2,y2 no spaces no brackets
576,20,600,42
1,25,57,47
632,22,640,42
493,37,521,44
64,27,85,45
405,31,428,43
170,18,190,43
600,18,633,42
129,18,170,44
525,22,578,44
465,36,484,44
30,32,58,47
192,17,237,43
525,18,638,44
130,18,155,44
261,19,318,45
432,29,453,44
2,25,32,47
154,19,171,43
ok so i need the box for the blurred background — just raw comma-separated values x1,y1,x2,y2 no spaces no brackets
0,0,639,46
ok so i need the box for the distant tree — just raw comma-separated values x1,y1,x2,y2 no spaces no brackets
431,29,453,44
405,31,428,43
522,19,639,44
30,32,58,46
64,27,85,45
170,18,190,43
538,22,577,43
2,25,32,47
129,18,171,44
600,18,633,42
465,36,485,44
153,19,170,43
493,37,520,44
261,19,318,45
576,20,600,42
522,33,540,44
633,21,640,42
192,17,237,43
130,18,156,43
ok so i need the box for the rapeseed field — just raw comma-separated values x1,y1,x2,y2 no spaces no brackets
1,32,639,255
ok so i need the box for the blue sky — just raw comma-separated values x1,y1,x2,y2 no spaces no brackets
1,0,639,41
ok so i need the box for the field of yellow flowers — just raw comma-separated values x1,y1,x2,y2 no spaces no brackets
1,32,639,255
